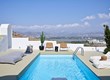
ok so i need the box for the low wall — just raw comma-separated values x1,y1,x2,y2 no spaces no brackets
12,38,57,50
12,37,106,52
84,47,106,52
12,38,29,49
67,44,84,51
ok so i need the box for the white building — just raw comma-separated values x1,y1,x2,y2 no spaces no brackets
88,39,106,44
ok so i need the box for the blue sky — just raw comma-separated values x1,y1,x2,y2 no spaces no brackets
0,0,110,34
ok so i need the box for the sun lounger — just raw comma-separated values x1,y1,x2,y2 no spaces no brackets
10,51,25,57
92,59,110,68
0,54,22,64
0,51,25,64
60,42,68,51
89,52,110,62
45,42,54,51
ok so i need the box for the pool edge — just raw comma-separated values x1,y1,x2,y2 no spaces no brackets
17,53,40,79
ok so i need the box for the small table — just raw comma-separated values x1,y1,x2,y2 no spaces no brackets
55,46,58,52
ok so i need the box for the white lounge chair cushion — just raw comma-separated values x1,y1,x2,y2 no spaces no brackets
89,52,110,62
92,60,110,68
105,52,110,59
60,48,68,51
45,48,54,51
89,56,101,62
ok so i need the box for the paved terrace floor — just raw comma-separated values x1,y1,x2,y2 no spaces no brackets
0,49,110,80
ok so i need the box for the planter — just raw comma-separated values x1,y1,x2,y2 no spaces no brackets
39,46,44,50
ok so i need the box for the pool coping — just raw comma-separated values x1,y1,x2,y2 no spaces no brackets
0,49,39,80
76,51,110,80
75,55,100,80
17,53,40,79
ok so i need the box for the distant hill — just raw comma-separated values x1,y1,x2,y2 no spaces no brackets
12,31,26,38
12,31,39,41
12,24,104,38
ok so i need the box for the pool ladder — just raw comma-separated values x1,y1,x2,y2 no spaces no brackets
73,47,84,57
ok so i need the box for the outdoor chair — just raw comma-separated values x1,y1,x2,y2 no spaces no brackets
45,42,54,51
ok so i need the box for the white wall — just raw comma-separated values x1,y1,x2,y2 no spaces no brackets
0,24,12,52
0,24,9,35
0,36,8,52
67,43,106,52
67,44,84,51
12,38,57,50
12,38,106,52
12,38,29,49
83,47,106,52
8,25,12,48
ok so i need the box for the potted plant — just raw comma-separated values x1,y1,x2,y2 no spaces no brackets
39,31,45,50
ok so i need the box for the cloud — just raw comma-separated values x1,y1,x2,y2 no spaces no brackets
98,13,110,19
82,15,95,21
12,23,88,32
63,23,80,28
84,22,90,26
56,24,62,27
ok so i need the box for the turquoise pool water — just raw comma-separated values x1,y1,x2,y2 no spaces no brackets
18,55,100,80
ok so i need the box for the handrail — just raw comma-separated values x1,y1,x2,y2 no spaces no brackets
73,47,84,57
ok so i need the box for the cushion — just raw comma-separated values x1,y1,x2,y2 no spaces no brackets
10,51,25,57
46,43,53,48
0,55,22,64
60,43,67,48
106,52,110,59
100,56,107,61
0,52,23,64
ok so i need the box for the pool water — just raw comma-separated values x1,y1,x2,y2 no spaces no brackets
18,55,100,80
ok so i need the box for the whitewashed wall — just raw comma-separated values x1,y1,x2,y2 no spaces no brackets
0,36,8,52
83,47,106,52
67,44,84,50
0,24,12,52
12,38,106,52
68,44,106,52
12,38,57,50
0,24,12,48
8,25,12,48
12,38,29,49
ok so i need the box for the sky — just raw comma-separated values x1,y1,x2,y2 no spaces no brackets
0,0,110,34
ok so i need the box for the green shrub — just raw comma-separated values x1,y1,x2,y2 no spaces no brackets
103,48,110,54
103,25,110,54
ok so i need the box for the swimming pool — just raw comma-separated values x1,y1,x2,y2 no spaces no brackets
18,55,100,80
